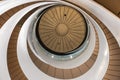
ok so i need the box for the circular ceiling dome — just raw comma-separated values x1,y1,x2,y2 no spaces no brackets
36,5,87,55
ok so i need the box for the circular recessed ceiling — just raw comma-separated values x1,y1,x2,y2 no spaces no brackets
37,5,87,55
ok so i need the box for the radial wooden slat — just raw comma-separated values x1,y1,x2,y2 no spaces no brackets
63,69,73,79
0,16,6,26
38,5,87,54
4,1,99,79
47,66,56,77
2,0,120,80
55,68,64,78
94,17,120,80
71,68,81,78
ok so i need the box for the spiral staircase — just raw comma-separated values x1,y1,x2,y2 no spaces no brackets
0,0,120,80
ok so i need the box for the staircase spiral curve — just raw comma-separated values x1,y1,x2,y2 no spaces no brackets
0,0,120,80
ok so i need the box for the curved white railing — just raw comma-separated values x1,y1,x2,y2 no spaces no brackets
17,5,58,80
74,14,109,80
0,2,56,80
0,0,113,80
17,1,109,80
0,0,40,15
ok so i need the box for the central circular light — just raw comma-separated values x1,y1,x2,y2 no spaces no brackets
36,5,87,55
55,23,68,36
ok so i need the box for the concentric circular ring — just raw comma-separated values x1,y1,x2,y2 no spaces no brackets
36,5,88,55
